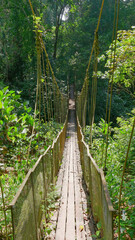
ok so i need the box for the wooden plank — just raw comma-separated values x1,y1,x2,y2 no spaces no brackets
66,135,75,240
48,146,67,240
55,140,70,240
74,134,85,240
77,157,94,240
57,146,67,195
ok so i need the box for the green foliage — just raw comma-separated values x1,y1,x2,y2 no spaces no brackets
84,119,112,166
92,221,104,239
95,27,135,124
0,86,62,162
0,87,33,158
42,183,60,238
98,27,135,94
0,0,135,237
0,0,36,81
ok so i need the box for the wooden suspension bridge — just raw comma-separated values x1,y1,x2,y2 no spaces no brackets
3,0,132,239
9,85,114,240
48,88,96,240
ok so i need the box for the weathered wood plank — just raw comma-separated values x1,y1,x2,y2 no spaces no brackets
74,136,85,240
55,141,70,240
66,136,75,240
48,146,67,240
77,157,95,240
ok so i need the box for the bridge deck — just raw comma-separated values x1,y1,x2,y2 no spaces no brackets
47,98,95,240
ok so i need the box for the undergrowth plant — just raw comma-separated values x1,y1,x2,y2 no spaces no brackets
42,183,60,239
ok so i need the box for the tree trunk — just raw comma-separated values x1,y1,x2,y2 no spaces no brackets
53,22,60,59
53,6,64,59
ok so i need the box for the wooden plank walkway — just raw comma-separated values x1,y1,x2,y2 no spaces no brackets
47,97,96,240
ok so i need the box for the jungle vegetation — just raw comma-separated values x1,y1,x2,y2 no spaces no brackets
0,0,135,239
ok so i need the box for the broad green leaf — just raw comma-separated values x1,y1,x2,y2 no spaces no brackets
97,221,102,229
0,101,2,109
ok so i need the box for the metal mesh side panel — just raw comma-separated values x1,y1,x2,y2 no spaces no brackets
10,114,68,240
59,132,63,160
77,119,114,240
59,114,67,159
57,137,61,170
83,144,90,189
43,147,53,194
11,171,37,240
101,173,114,239
78,128,84,170
90,160,102,222
53,140,59,180
32,157,45,228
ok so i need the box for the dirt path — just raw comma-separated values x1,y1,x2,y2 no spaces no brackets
46,87,96,240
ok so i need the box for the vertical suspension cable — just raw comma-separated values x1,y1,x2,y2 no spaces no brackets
46,60,51,120
27,0,67,167
42,51,48,122
101,0,118,165
29,0,62,123
41,80,46,122
90,31,99,147
26,0,40,167
77,0,105,138
37,32,42,122
104,0,120,172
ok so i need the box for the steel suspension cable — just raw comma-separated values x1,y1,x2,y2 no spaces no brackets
29,0,61,97
86,0,105,77
78,0,105,130
101,0,118,165
104,0,120,172
90,32,99,147
26,0,67,166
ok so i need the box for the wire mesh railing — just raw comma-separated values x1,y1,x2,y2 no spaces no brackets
77,117,115,240
9,113,68,240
